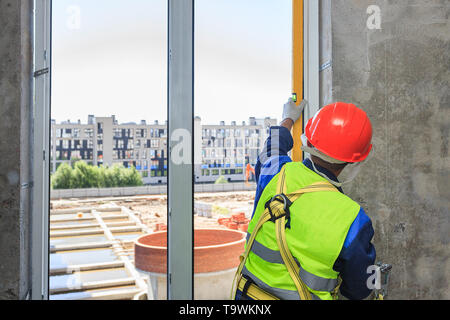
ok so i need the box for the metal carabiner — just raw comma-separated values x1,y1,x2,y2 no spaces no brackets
265,194,292,222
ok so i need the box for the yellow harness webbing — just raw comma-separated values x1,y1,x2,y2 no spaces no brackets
237,277,280,300
231,166,339,300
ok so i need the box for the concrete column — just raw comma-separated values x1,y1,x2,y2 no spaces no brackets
327,0,449,299
0,0,33,300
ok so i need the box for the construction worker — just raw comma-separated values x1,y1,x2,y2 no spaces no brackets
232,99,376,300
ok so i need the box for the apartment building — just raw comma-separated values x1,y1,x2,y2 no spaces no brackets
51,115,276,185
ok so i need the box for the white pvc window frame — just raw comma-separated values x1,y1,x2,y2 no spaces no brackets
31,0,195,301
303,0,320,122
167,0,194,300
32,0,52,300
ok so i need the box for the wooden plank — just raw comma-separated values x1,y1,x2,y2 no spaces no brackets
50,226,141,238
92,211,149,296
121,206,153,234
50,206,121,215
50,277,136,295
51,213,129,223
50,229,105,237
50,221,136,231
50,288,142,301
49,261,125,276
50,241,113,253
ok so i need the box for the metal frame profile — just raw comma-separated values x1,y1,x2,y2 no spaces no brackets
32,0,52,300
167,0,195,300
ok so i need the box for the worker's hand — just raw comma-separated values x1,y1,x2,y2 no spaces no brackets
282,98,308,123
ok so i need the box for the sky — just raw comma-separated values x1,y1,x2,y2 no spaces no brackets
51,0,292,125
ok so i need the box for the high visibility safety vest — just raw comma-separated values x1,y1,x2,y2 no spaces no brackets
232,162,361,300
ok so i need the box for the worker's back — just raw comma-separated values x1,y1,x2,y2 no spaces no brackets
243,161,361,300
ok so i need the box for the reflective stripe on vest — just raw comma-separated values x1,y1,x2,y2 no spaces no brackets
247,233,338,292
242,266,321,301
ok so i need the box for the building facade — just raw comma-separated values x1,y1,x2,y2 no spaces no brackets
51,116,277,185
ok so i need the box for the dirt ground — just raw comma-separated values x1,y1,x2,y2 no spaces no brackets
51,191,256,231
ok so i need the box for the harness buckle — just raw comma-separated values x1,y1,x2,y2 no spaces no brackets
264,194,292,223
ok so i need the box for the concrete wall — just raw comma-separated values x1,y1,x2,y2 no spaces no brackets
0,0,33,299
326,0,449,299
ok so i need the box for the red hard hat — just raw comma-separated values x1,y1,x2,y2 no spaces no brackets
304,102,373,163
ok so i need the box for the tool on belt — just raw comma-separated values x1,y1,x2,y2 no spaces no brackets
374,263,392,300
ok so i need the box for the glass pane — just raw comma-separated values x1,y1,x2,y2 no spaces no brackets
50,0,167,300
194,0,292,300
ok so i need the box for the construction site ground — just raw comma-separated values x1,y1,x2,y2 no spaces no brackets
49,190,255,300
51,190,256,231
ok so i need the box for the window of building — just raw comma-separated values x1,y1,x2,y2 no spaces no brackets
62,129,72,138
72,150,81,159
126,150,134,159
151,139,159,148
114,128,122,138
85,128,94,138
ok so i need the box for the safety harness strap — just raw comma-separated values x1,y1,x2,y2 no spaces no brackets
231,165,339,300
237,276,280,300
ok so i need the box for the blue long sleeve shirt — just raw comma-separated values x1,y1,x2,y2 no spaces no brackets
252,126,376,300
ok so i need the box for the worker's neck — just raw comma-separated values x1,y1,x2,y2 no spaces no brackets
311,156,345,178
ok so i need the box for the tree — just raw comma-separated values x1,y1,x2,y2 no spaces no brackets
72,161,100,188
119,166,143,187
51,161,143,189
214,176,229,184
52,163,75,189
